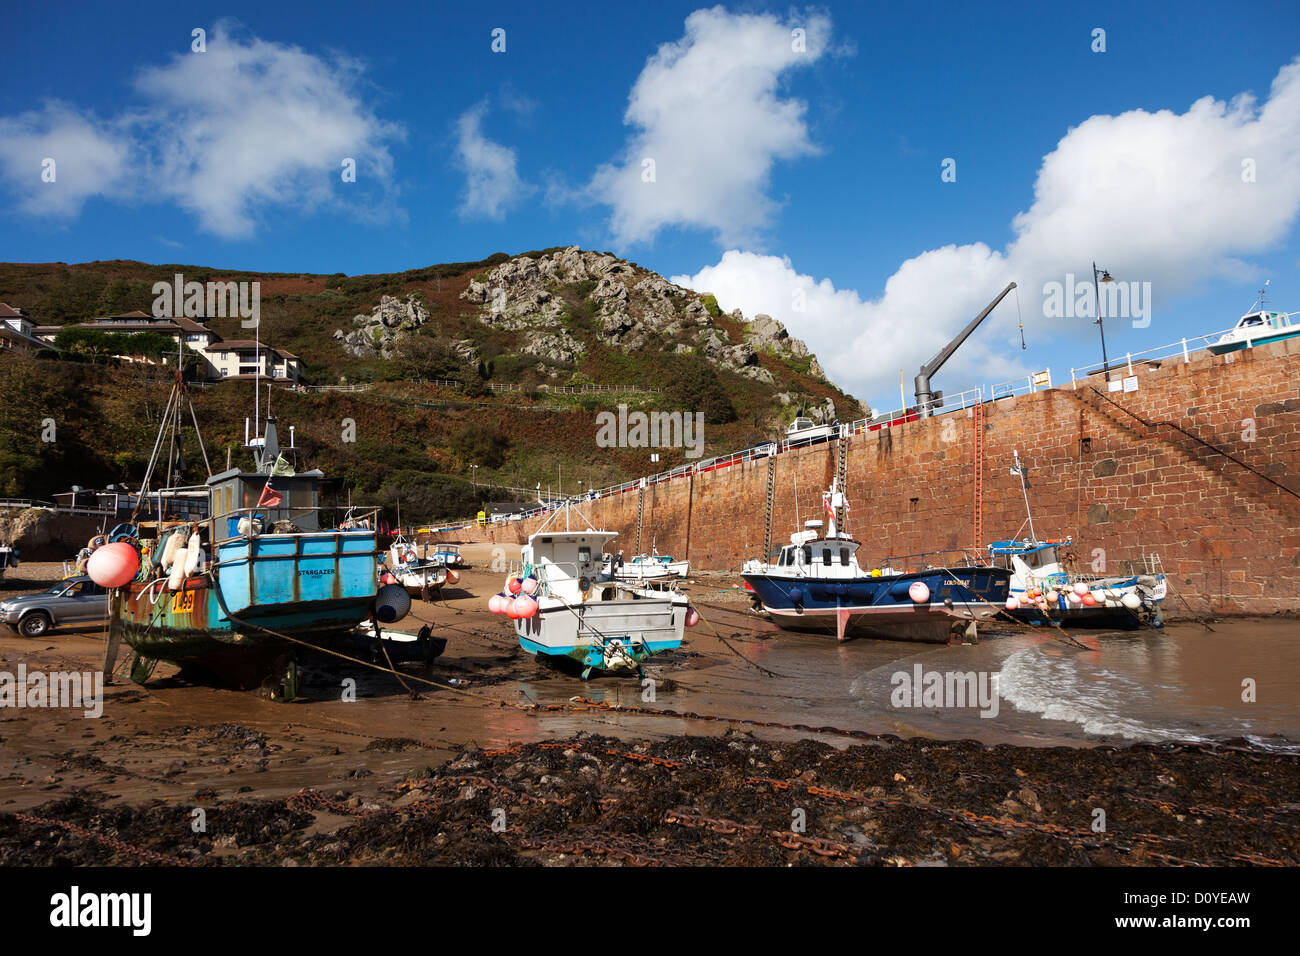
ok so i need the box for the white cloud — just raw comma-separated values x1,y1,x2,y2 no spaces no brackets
676,58,1300,406
0,102,132,217
0,23,402,238
453,101,530,221
588,7,832,247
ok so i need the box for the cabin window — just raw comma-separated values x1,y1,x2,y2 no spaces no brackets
578,547,591,563
822,548,832,565
801,546,812,565
840,548,850,566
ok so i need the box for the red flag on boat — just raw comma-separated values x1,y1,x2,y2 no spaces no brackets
256,454,293,508
256,480,283,508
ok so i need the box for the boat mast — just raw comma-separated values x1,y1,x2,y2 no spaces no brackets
1011,450,1036,541
1248,279,1270,313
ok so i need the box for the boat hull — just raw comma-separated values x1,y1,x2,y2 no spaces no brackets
743,566,1010,643
513,595,685,673
1207,327,1300,354
119,530,380,686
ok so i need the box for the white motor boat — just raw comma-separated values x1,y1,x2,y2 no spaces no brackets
505,509,693,678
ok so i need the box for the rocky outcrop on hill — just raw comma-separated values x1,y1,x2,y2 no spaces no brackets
460,246,823,385
335,293,430,359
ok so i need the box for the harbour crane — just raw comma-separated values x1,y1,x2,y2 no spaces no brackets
914,281,1017,417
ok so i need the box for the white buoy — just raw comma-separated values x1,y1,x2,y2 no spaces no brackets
1121,592,1142,610
183,532,201,576
160,528,183,571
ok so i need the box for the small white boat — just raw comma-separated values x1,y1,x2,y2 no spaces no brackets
603,554,676,582
1208,284,1299,354
632,548,689,578
506,508,692,678
385,537,450,596
785,416,836,446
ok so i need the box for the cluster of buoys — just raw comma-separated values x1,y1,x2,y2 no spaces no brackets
489,592,539,619
488,574,540,619
1005,580,1144,612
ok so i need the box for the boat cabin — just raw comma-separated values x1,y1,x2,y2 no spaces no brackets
523,531,616,586
1233,310,1291,334
205,468,327,539
771,521,863,577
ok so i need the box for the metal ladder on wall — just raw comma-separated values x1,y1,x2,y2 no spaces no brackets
835,428,849,529
762,456,777,558
635,483,645,555
972,400,985,556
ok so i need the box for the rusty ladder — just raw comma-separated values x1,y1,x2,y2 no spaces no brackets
972,398,985,556
762,456,777,558
835,428,849,529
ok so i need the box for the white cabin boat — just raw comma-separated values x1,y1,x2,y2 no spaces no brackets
1208,309,1300,354
514,528,689,678
386,537,448,595
785,416,836,446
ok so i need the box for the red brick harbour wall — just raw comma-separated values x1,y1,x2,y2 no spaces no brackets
433,339,1300,616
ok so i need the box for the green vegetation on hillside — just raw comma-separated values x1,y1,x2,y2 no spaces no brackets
0,249,860,522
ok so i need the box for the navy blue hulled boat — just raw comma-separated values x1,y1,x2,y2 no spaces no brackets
741,481,1009,643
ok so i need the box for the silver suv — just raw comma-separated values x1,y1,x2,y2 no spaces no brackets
0,576,108,637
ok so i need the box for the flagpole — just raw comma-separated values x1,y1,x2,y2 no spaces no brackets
254,313,261,461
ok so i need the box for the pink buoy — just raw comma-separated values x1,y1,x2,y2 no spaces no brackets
446,569,461,586
1005,596,1020,611
515,595,538,619
1045,591,1059,605
1081,592,1098,607
507,576,523,595
521,577,539,596
684,606,700,627
488,594,503,614
86,542,139,588
907,581,930,604
504,598,522,620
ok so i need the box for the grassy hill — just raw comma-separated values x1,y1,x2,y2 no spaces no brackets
0,248,860,523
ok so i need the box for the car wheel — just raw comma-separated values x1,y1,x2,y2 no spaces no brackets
18,611,53,637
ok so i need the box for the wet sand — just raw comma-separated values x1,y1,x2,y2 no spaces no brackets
1,550,1297,866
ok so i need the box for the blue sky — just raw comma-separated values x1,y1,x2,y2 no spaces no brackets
3,1,1299,408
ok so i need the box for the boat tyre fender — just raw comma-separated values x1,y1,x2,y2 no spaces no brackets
578,575,591,600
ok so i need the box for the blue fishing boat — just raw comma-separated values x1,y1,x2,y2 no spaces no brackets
988,452,1166,628
105,378,397,693
742,480,1009,643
